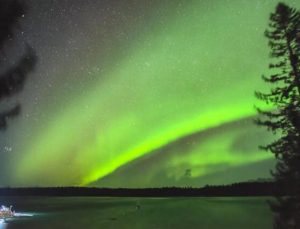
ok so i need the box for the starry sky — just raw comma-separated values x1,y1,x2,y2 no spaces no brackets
1,0,299,187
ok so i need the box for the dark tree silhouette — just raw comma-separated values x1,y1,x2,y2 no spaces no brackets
255,3,300,229
0,0,36,130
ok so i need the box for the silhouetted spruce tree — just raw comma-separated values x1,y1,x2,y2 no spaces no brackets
255,3,300,229
0,0,36,130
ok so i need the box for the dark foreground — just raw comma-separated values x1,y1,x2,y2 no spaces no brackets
0,196,273,229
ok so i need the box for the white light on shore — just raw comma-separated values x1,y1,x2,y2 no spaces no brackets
0,219,7,229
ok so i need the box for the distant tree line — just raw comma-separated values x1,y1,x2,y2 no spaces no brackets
0,181,285,197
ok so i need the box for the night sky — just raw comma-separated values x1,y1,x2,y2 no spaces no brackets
1,0,300,187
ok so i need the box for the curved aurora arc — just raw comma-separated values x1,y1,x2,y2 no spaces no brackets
11,0,300,186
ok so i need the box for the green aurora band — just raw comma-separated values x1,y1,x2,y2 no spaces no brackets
10,0,300,186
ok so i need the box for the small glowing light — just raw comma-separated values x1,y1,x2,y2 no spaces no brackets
0,219,7,229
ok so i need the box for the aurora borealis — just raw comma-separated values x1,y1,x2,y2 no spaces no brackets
1,0,300,187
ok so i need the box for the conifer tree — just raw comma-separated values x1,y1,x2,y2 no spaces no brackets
255,2,300,228
0,0,36,130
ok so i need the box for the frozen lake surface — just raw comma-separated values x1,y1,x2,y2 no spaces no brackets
0,196,273,229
